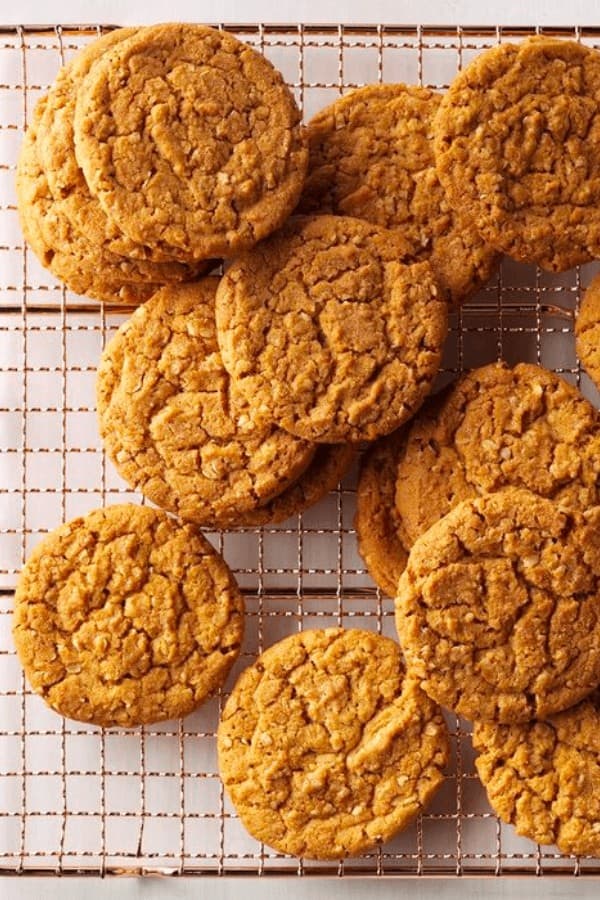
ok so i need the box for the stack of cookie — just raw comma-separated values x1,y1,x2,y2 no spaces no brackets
297,83,500,307
94,214,451,528
356,361,600,854
16,23,308,301
399,488,600,857
96,277,357,529
356,361,600,594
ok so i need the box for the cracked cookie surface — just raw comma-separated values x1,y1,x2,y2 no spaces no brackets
12,504,244,727
434,37,600,271
219,443,357,528
396,489,600,723
474,692,600,855
37,28,154,262
215,215,448,443
74,23,308,260
97,279,316,526
217,628,449,859
298,84,499,306
17,100,203,303
37,28,204,266
576,274,600,392
358,363,600,595
396,362,600,549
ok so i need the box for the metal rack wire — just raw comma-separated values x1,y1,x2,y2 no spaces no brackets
1,22,600,878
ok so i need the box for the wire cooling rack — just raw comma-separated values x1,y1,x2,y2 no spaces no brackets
1,22,600,879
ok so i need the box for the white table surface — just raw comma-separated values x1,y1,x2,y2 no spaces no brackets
3,2,600,897
1,874,600,899
3,0,600,26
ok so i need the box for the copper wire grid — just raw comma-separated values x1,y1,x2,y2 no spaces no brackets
1,22,600,878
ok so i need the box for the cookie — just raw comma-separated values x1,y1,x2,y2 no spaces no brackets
16,101,206,304
298,84,499,306
17,105,156,303
217,628,449,859
36,28,164,262
396,362,600,549
396,489,600,723
357,363,600,594
97,279,316,526
12,504,244,727
354,427,410,597
221,443,357,528
434,37,600,271
216,215,448,444
576,273,600,391
38,28,213,268
473,692,600,855
74,23,308,261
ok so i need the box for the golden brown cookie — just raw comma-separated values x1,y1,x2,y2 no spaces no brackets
12,504,244,727
354,428,410,597
434,37,600,271
97,279,316,526
36,28,157,262
576,273,600,391
16,100,206,303
221,443,357,528
74,23,308,261
17,104,156,303
38,28,214,268
397,489,600,723
298,84,499,306
396,362,600,549
357,363,600,594
473,692,600,855
218,628,449,859
216,215,448,444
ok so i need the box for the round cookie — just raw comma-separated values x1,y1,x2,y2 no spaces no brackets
222,443,357,528
396,489,600,723
74,23,308,261
434,37,600,271
215,215,449,444
16,101,205,303
396,362,600,549
97,279,316,526
12,504,244,727
217,628,449,859
473,692,600,855
354,428,410,597
576,273,600,391
298,84,499,306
